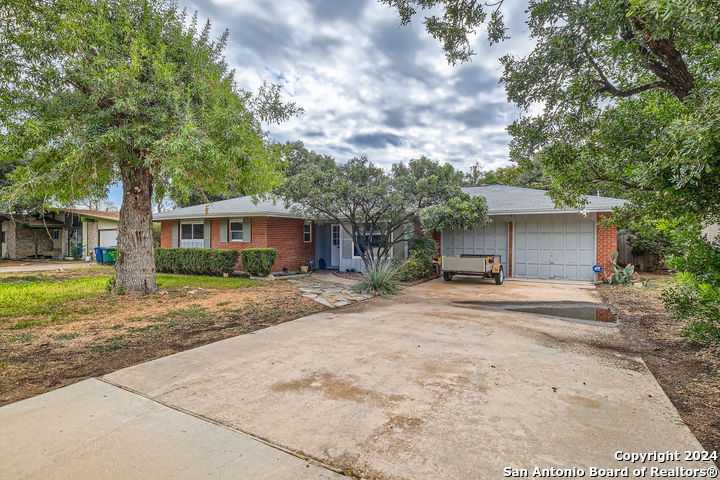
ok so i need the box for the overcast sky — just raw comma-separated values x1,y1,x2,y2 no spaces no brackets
192,0,531,166
110,0,532,206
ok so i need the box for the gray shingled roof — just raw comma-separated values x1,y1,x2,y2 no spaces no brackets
153,196,299,221
154,185,627,221
462,185,627,214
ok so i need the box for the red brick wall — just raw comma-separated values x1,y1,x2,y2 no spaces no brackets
160,221,174,248
596,212,618,280
159,216,314,273
266,217,315,272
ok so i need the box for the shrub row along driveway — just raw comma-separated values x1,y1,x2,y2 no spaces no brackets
1,278,714,479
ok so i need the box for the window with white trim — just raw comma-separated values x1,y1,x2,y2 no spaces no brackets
352,228,383,259
230,220,243,241
303,222,312,243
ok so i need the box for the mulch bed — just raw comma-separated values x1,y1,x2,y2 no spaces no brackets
598,280,720,457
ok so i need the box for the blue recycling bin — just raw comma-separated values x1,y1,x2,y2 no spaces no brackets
94,247,104,264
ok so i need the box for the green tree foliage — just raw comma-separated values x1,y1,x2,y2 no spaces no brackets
0,0,298,294
660,220,720,347
463,161,549,189
419,194,489,234
278,143,488,267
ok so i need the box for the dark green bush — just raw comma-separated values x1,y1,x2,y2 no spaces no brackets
155,248,239,276
398,255,436,282
407,234,438,257
240,248,277,276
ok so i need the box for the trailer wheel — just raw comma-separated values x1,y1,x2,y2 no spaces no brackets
443,272,453,281
493,267,505,285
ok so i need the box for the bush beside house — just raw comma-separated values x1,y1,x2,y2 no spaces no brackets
155,248,239,276
398,234,438,282
240,248,277,276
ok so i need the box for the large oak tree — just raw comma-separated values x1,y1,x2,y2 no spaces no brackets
0,0,297,294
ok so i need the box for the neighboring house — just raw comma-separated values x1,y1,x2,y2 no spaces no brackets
63,209,120,258
155,185,627,281
0,209,119,260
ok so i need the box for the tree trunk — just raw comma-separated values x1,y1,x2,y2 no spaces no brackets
114,164,157,295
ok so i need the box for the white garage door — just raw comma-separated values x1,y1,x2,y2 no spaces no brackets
99,229,118,247
513,217,595,281
442,222,509,261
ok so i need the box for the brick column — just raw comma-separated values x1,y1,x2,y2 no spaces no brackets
595,213,618,280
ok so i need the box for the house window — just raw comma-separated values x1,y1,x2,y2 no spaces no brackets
353,229,383,259
180,222,204,248
230,220,243,241
181,223,204,240
331,225,340,246
51,230,61,240
303,222,312,243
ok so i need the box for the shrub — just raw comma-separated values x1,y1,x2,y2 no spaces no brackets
655,220,720,347
407,234,437,257
240,248,277,276
398,254,436,282
353,261,402,296
155,248,239,276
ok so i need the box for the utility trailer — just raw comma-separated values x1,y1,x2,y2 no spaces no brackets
440,254,505,285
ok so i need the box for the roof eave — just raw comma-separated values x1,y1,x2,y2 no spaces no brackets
488,207,620,216
153,212,304,221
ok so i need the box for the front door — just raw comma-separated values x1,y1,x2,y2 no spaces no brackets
331,224,340,266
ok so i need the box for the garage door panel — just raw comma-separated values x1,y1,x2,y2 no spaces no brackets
513,216,595,281
442,222,508,260
99,229,118,248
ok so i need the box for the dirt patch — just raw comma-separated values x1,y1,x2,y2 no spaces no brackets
599,277,720,456
271,372,396,406
0,281,325,406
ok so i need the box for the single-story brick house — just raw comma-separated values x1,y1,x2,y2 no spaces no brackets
155,185,626,281
0,209,119,260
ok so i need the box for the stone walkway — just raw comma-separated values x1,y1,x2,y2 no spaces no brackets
291,272,372,308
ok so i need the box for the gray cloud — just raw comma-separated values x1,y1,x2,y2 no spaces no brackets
346,132,403,148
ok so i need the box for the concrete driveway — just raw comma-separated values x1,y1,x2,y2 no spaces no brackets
1,278,713,479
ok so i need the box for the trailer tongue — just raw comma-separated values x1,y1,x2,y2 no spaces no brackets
440,254,505,285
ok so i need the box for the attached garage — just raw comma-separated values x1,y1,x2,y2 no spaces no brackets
440,185,628,282
513,215,596,281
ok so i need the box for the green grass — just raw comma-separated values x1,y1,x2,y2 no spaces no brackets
156,275,260,290
52,332,80,340
0,275,54,284
0,274,259,322
88,338,130,353
5,334,32,343
0,276,110,318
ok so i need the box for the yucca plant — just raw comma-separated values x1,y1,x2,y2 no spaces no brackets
353,261,403,296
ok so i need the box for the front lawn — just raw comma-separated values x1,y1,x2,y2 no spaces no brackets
0,273,260,321
0,269,324,406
